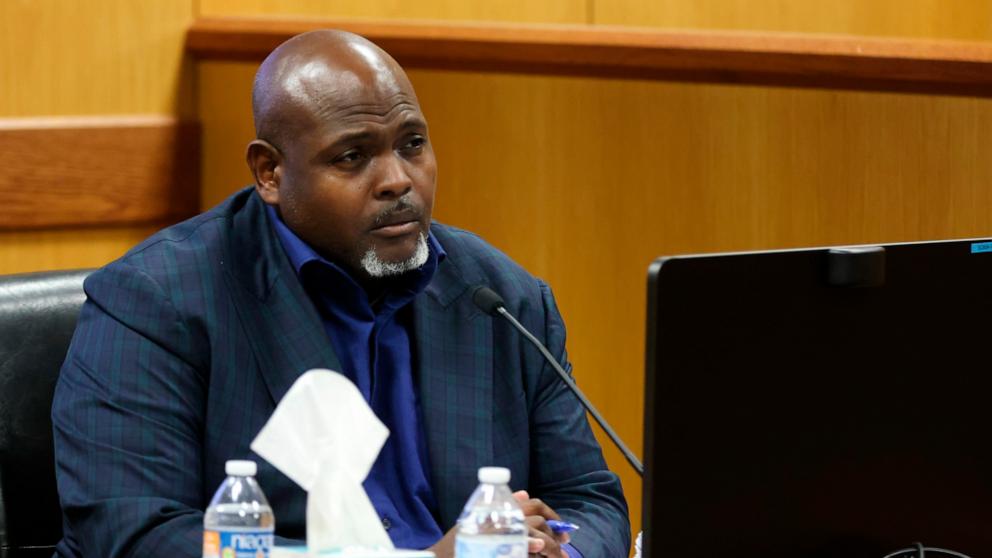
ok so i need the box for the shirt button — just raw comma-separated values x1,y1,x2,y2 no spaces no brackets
382,516,392,530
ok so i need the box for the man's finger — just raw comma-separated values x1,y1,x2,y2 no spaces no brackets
517,497,561,521
525,515,571,547
513,490,560,522
527,524,562,557
525,515,554,537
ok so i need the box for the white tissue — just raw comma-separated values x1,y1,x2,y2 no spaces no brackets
251,369,394,552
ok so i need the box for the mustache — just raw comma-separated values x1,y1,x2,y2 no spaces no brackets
373,197,423,227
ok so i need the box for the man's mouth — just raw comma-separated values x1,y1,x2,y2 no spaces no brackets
371,220,420,237
370,204,422,238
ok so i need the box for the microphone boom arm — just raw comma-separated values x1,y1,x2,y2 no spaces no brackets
494,306,645,477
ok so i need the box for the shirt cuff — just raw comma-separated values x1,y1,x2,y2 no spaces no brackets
562,542,583,558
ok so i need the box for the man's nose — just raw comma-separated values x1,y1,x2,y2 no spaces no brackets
372,153,413,199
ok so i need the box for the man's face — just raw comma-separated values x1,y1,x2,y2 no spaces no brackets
270,60,437,278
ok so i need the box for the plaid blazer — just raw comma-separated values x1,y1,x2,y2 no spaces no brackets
52,187,629,557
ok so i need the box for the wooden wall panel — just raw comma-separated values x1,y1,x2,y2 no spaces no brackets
0,226,163,275
0,0,194,118
0,0,195,274
595,0,992,40
199,0,588,24
198,62,258,207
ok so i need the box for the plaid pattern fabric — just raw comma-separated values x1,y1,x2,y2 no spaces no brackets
51,187,629,557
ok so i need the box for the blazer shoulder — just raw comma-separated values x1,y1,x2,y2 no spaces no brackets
83,187,256,318
95,188,253,285
430,222,548,313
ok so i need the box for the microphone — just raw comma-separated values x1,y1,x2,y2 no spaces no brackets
471,286,644,476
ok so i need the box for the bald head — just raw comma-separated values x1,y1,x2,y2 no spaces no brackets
246,29,437,282
252,29,415,150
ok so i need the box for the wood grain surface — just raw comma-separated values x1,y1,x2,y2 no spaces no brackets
186,15,992,97
0,0,194,118
0,116,200,229
596,0,992,41
199,0,588,23
0,225,164,275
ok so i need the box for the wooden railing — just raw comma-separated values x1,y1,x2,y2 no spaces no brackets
187,16,992,97
0,116,199,229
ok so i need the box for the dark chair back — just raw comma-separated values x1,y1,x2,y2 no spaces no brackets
0,270,91,558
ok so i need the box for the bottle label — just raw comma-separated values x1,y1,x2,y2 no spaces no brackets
203,528,273,558
455,537,527,558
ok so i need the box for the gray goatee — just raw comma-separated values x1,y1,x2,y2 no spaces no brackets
360,232,429,278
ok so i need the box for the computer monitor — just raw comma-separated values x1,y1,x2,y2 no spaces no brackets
643,238,992,558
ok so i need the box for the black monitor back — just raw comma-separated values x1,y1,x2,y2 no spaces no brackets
643,238,992,558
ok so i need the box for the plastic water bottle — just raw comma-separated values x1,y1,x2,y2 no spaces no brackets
203,460,275,558
455,466,527,558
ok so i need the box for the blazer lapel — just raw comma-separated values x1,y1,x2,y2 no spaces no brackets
413,250,494,528
223,191,341,406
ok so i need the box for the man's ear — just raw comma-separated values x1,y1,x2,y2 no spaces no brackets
247,139,283,205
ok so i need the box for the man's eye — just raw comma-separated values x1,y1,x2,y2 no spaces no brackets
402,136,426,152
334,151,364,165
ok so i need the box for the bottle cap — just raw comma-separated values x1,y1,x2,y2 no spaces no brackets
225,459,257,477
478,466,511,484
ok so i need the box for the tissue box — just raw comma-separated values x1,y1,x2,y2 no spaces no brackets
271,547,434,558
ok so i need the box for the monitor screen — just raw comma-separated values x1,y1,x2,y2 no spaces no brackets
643,238,992,558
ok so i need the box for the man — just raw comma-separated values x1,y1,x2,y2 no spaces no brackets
52,30,629,557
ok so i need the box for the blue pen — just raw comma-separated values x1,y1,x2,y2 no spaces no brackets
547,520,580,534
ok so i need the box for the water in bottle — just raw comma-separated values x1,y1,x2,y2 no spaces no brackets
455,466,527,558
203,459,275,558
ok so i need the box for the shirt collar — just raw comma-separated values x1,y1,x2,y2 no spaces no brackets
266,204,446,310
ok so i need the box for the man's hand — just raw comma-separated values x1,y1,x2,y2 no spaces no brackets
429,491,570,558
513,490,570,558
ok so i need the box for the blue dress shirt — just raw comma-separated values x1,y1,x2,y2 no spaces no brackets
268,206,444,549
